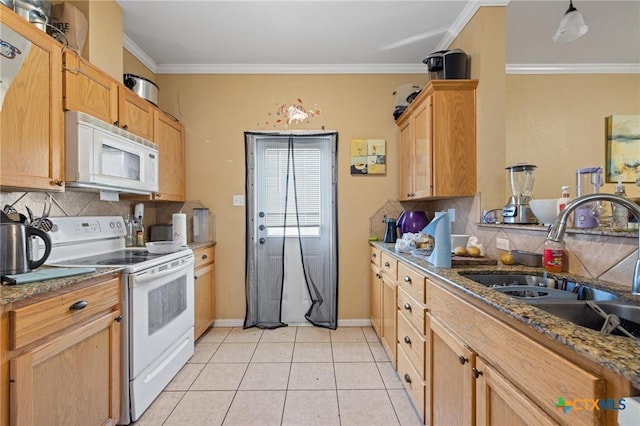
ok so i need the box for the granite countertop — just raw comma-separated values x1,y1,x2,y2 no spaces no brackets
1,266,123,306
371,241,640,388
188,241,216,250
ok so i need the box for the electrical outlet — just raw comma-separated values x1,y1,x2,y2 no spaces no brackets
496,237,510,251
448,208,456,222
233,195,245,206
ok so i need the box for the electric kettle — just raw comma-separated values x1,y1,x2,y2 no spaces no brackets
0,212,52,275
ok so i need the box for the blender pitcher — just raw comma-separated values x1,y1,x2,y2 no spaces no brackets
575,167,606,228
502,164,537,224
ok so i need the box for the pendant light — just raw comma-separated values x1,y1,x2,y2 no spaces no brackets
553,0,589,43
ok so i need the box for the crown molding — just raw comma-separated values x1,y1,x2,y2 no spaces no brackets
506,63,640,74
154,63,428,74
123,34,158,73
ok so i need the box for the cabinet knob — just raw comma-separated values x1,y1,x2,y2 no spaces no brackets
403,276,411,283
114,315,123,322
69,300,88,310
53,180,64,186
458,355,469,365
403,303,412,312
372,253,377,258
122,124,129,130
403,336,412,345
384,261,390,267
403,373,412,384
375,273,381,279
202,254,208,260
472,368,483,379
113,120,119,127
155,192,162,198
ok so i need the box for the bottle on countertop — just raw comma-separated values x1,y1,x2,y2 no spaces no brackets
612,176,629,231
556,185,573,227
135,215,145,247
124,214,134,247
543,239,565,273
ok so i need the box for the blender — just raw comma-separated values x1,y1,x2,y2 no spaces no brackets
575,167,607,228
502,164,538,224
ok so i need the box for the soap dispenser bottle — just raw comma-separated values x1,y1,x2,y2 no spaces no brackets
612,176,629,231
556,186,571,215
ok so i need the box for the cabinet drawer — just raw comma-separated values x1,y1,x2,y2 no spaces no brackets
380,252,398,280
398,262,426,304
397,286,426,334
194,246,215,269
397,344,426,421
370,246,381,267
397,312,426,379
9,277,120,350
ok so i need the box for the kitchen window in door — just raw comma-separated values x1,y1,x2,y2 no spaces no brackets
244,132,338,330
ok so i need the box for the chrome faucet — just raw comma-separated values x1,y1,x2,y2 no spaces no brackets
546,193,640,295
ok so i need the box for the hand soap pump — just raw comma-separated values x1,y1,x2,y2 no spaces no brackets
422,211,451,268
613,176,629,231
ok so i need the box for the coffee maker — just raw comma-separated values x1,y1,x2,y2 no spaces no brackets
502,164,538,224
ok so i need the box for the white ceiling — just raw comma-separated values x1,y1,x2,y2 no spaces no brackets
117,0,640,74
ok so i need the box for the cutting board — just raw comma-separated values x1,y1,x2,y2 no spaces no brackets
451,256,498,266
5,267,97,285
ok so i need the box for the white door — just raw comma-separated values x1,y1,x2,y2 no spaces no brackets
245,132,338,328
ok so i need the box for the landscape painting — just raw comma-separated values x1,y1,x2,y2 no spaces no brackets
605,115,640,183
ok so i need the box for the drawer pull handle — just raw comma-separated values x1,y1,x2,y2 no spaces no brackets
403,276,411,283
458,355,469,365
384,261,390,267
404,373,412,384
376,273,381,279
122,124,129,130
69,300,88,311
404,303,412,312
472,368,483,379
404,336,412,345
115,315,123,322
372,253,377,258
202,254,208,260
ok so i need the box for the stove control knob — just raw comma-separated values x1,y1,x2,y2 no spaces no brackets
109,222,115,229
116,222,122,228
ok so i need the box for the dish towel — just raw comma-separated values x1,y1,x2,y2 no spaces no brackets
3,267,97,285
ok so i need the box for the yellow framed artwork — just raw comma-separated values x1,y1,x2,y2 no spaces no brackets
605,115,640,183
350,139,386,175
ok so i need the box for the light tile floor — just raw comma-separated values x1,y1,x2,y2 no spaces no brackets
134,326,423,426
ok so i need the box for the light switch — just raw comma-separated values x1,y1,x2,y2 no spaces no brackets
233,195,245,206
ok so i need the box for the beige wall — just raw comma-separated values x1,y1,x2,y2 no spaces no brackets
506,74,640,202
451,6,507,216
155,73,428,321
123,49,157,83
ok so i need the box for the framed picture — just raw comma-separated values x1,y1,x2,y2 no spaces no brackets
605,115,640,183
350,139,386,175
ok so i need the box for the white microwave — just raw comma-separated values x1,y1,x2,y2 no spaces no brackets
65,111,159,194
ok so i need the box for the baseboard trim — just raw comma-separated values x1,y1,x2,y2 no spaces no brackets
212,319,373,328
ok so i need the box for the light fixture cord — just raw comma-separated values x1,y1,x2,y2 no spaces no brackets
566,0,577,14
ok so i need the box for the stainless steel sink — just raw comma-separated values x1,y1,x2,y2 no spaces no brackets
532,301,640,338
461,273,619,301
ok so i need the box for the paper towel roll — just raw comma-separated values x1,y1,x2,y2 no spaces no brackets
172,213,187,245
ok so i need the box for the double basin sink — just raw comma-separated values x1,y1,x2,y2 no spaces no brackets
461,273,640,339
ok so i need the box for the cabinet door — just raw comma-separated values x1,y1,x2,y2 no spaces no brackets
411,98,432,199
153,109,186,201
475,358,558,426
398,118,413,201
430,315,475,426
194,262,215,340
63,51,118,125
370,263,382,336
9,311,121,426
118,86,154,140
381,275,397,365
1,12,64,191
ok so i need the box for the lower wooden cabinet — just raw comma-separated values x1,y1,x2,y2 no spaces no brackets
370,262,382,336
381,274,397,365
194,245,216,340
2,274,121,426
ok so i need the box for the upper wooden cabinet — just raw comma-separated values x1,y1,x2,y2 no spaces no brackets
63,51,154,141
0,10,64,191
152,109,186,202
396,80,478,200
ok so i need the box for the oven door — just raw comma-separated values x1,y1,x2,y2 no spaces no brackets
129,255,194,378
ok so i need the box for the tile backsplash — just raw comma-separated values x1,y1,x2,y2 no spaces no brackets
0,191,215,243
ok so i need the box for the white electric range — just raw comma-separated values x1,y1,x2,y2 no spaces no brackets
46,216,195,424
